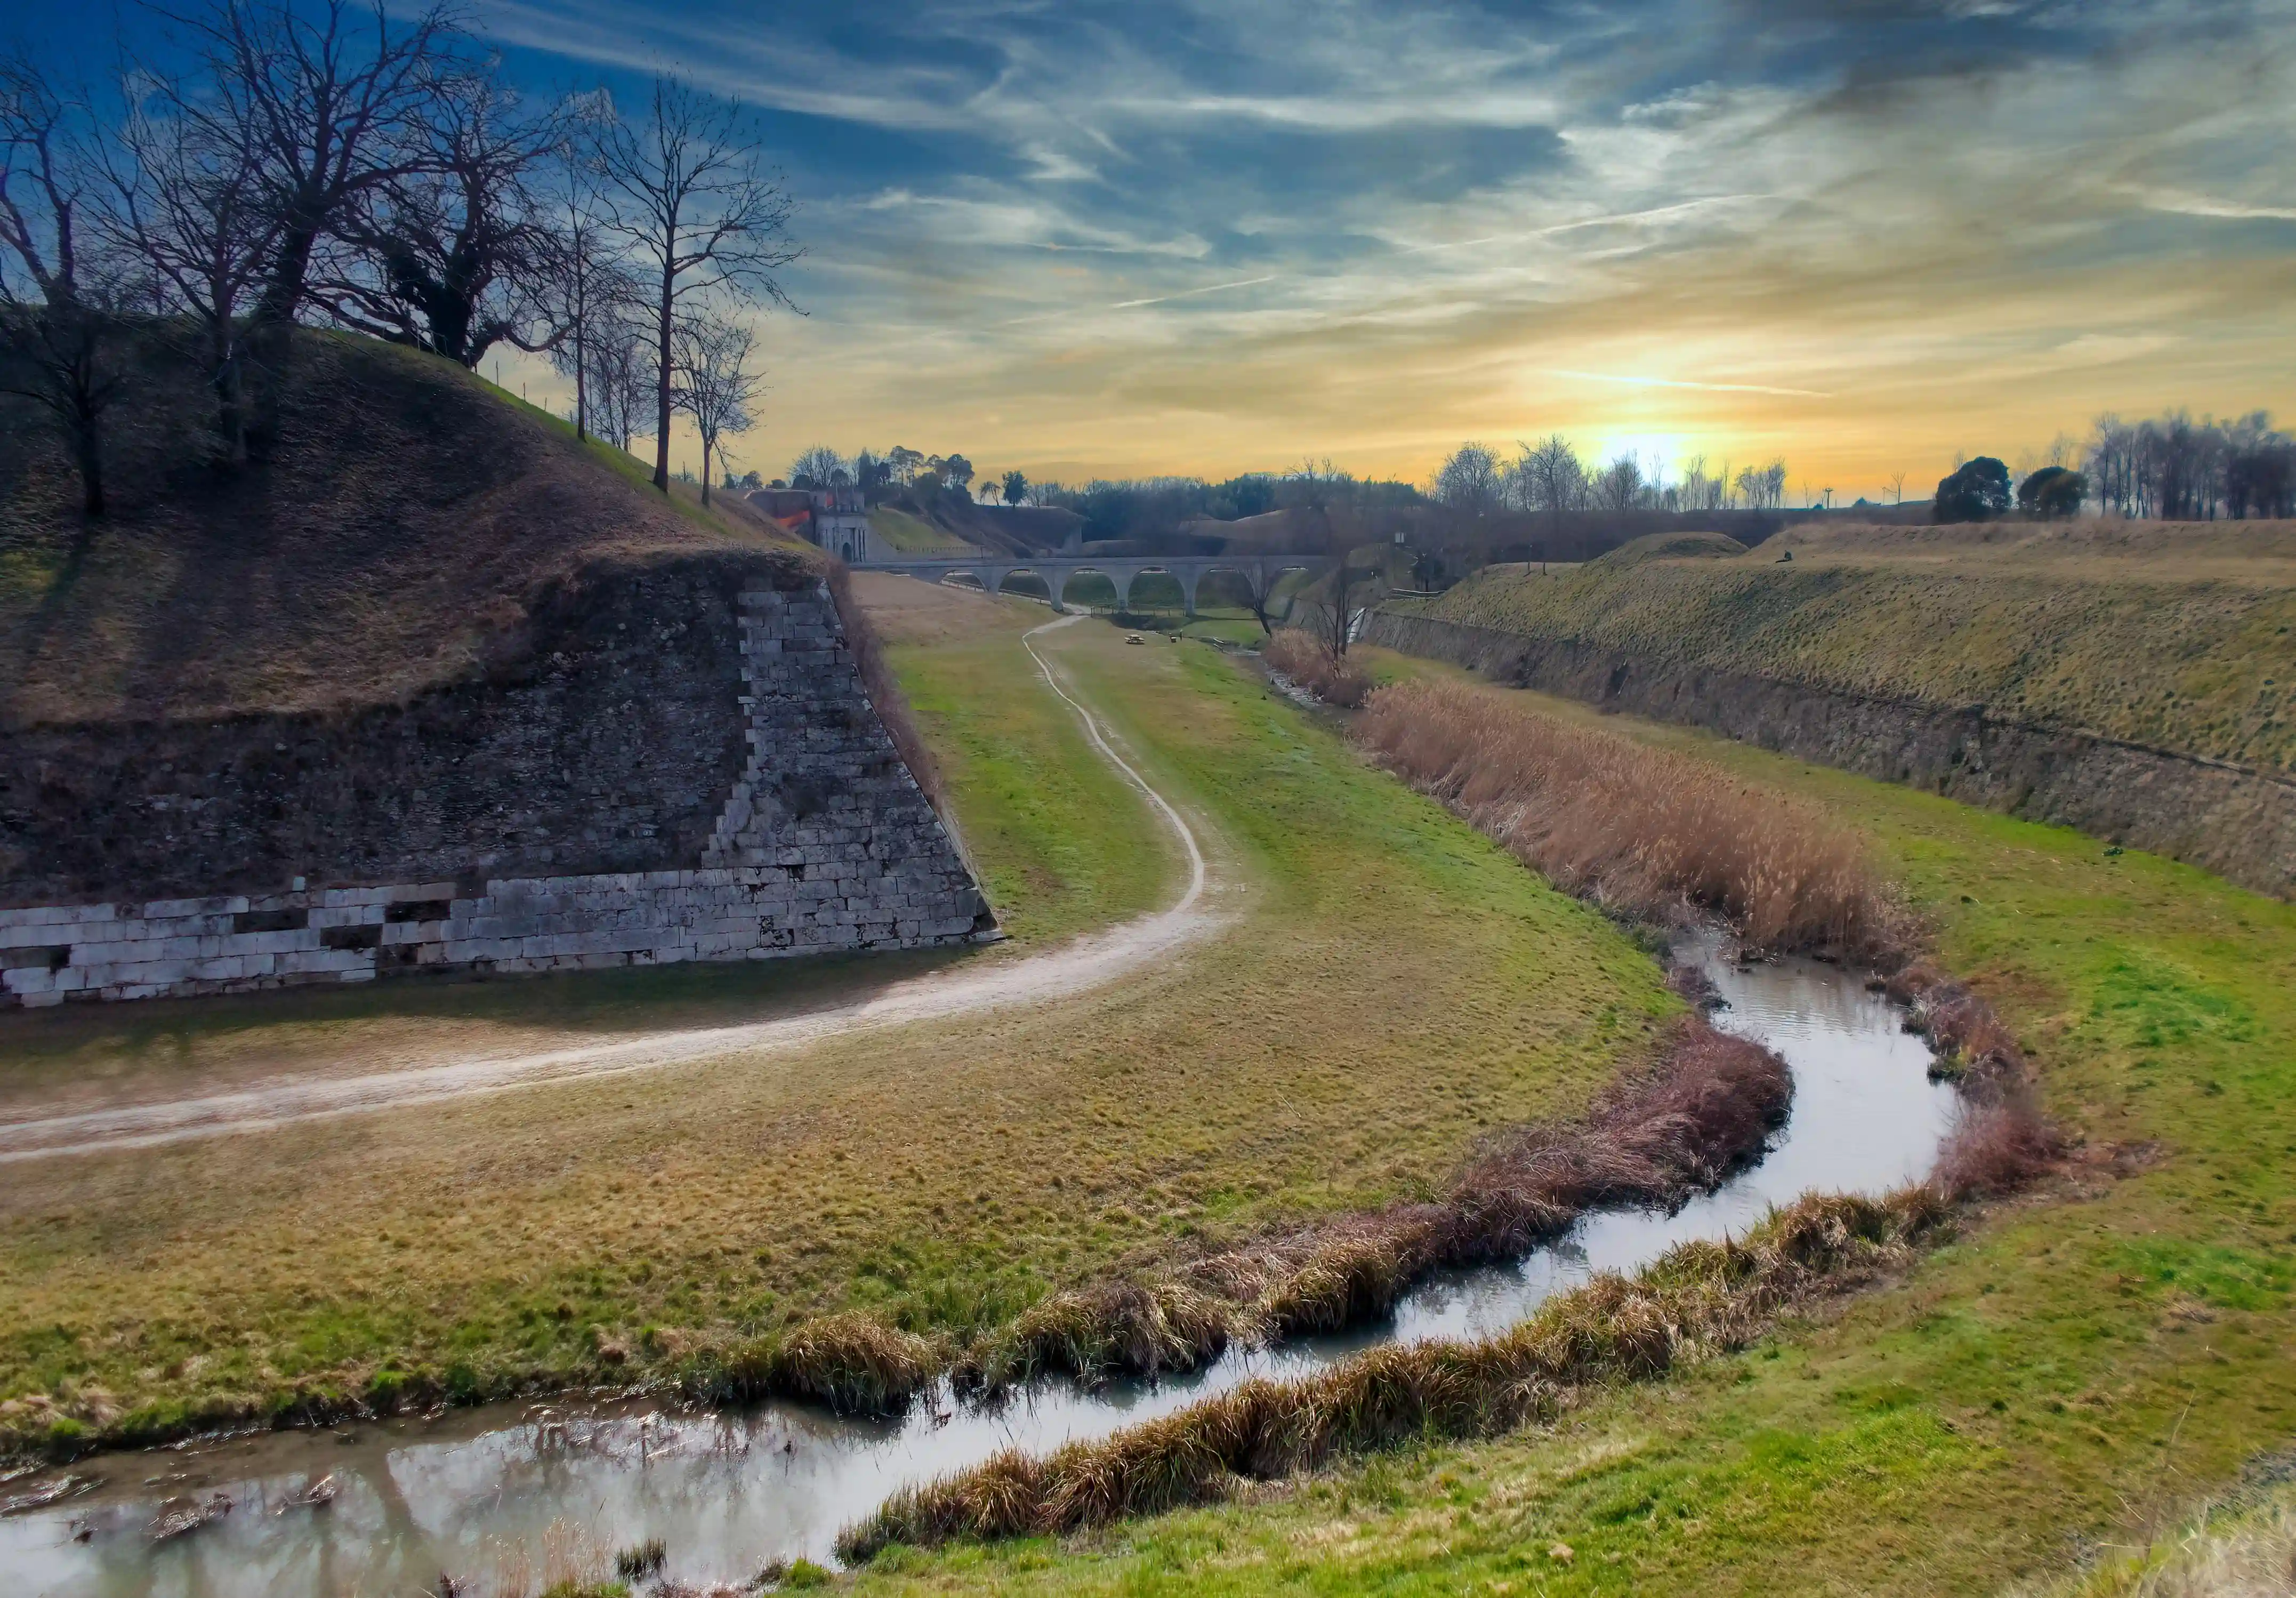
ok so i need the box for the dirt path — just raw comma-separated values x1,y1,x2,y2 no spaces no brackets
0,613,1228,1163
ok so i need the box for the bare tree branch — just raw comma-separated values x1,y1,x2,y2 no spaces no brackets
593,73,799,492
672,312,761,505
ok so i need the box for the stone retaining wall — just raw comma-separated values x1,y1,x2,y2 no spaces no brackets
1,568,990,1007
1364,609,2296,901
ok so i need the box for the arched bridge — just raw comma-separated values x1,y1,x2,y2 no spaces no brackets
849,554,1326,615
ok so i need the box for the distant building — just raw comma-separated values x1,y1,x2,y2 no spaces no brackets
744,484,885,561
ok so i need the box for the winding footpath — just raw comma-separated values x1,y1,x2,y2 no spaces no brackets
0,615,1226,1164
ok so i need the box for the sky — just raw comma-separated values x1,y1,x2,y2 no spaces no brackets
29,0,2296,497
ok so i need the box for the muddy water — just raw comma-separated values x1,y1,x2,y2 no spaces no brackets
5,938,1955,1595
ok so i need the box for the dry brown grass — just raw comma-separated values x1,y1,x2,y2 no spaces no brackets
2058,1491,2296,1598
655,1313,948,1418
839,1185,1956,1560
1356,676,1908,957
1264,629,1372,708
1,331,804,726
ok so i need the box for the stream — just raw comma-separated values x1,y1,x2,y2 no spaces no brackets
4,933,1956,1595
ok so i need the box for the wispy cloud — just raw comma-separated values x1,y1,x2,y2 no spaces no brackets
1000,274,1279,326
1545,371,1835,399
1110,276,1279,310
451,0,2296,491
2121,186,2296,222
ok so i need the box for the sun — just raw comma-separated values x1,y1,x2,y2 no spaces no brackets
1580,431,1696,476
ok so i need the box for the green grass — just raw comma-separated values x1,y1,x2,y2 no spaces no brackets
0,603,1670,1453
870,506,976,553
882,619,1169,944
839,659,2296,1596
1403,547,2296,772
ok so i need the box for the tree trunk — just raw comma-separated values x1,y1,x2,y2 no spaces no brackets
211,322,248,469
699,435,712,505
572,318,587,442
652,271,674,492
246,216,323,457
74,412,106,519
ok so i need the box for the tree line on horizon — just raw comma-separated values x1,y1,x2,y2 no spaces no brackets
1432,440,1798,519
2,0,797,518
772,446,1427,544
774,404,2295,543
1433,411,2294,528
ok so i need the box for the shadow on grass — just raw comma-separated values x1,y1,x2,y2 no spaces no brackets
0,942,985,1074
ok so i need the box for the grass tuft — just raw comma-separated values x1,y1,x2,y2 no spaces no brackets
753,1314,944,1417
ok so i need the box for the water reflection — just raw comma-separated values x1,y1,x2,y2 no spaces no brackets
6,938,1954,1595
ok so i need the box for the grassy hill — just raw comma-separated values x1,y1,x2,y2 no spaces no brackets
869,504,977,555
1398,520,2296,774
0,330,805,727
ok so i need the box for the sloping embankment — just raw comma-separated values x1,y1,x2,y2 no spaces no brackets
1363,607,2296,901
0,334,989,1005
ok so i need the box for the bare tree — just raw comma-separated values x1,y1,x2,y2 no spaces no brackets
1307,510,1380,660
1,54,129,517
311,61,560,367
1432,441,1503,515
1233,555,1296,636
1513,434,1585,543
167,0,465,445
543,113,635,442
788,443,843,487
672,313,760,505
1679,454,1727,513
1593,454,1644,513
2086,408,2293,520
594,74,797,493
581,306,649,449
1889,470,1906,505
92,69,281,464
1734,458,1788,511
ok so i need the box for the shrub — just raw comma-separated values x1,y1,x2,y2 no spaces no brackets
1935,456,2012,522
2017,465,2086,519
613,1538,666,1579
1263,628,1371,708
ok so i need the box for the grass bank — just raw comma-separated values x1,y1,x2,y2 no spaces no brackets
1398,521,2296,775
0,590,1674,1457
831,651,2296,1596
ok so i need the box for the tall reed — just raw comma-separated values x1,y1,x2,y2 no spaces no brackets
1356,677,1907,958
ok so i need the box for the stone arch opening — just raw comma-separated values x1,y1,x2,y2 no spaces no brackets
1057,568,1121,612
996,569,1054,604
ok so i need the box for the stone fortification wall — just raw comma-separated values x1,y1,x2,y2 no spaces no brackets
1364,611,2296,901
0,562,990,1007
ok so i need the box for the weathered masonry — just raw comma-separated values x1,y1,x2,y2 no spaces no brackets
0,558,992,1007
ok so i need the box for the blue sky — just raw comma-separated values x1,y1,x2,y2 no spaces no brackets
26,0,2296,493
